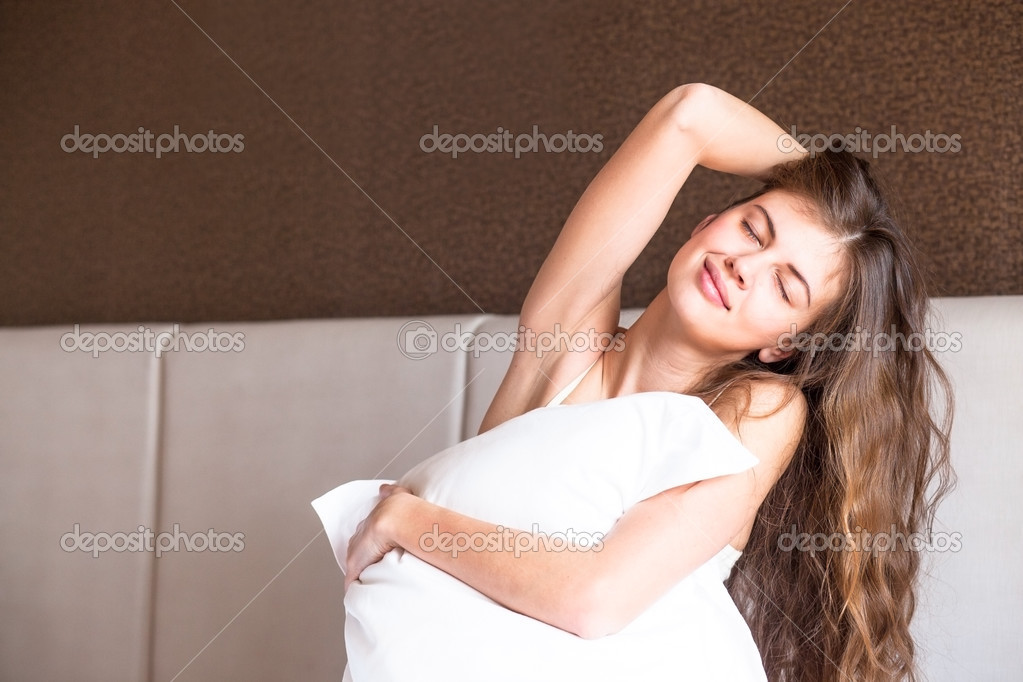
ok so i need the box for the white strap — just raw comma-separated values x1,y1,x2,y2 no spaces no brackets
546,356,601,407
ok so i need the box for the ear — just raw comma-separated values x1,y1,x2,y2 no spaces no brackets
758,346,795,363
692,213,718,235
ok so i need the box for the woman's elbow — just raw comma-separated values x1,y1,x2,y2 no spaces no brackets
569,614,621,641
558,580,630,640
664,82,720,133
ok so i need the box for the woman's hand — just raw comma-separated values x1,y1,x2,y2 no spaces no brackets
344,483,414,590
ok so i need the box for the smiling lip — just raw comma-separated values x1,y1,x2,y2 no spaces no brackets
702,259,731,310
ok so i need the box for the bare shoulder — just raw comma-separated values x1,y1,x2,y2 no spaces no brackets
718,379,806,475
746,378,807,422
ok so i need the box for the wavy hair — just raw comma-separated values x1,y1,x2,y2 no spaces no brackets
689,150,955,680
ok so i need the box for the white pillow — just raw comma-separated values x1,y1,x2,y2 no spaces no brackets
312,391,767,681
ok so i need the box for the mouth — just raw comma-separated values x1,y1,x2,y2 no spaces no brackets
702,259,731,310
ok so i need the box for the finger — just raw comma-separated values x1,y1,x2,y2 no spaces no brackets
344,562,360,590
379,483,409,500
380,483,412,499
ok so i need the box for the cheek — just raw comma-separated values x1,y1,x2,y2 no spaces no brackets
669,240,694,268
746,293,805,336
666,245,694,291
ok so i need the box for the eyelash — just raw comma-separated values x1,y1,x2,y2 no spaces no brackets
741,219,790,303
741,219,761,246
775,273,790,302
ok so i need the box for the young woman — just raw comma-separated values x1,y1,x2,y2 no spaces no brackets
342,83,954,681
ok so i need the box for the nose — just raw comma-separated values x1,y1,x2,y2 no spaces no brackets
724,255,751,289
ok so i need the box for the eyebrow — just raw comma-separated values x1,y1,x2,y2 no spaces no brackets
752,204,812,307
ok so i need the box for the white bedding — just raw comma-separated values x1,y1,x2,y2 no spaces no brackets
313,391,768,681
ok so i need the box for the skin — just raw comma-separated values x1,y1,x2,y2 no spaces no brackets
345,84,848,640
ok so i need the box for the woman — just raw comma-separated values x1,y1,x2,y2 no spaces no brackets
340,83,954,681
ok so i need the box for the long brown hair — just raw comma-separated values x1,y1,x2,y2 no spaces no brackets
690,150,955,680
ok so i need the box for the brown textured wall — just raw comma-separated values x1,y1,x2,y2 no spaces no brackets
1,0,1020,326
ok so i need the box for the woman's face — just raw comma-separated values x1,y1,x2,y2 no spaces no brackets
666,189,848,363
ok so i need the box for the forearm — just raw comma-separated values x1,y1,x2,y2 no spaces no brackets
379,480,754,640
349,473,761,639
385,492,608,637
672,82,807,180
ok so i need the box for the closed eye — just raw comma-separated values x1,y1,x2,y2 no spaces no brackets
775,273,790,303
741,219,761,246
743,215,791,303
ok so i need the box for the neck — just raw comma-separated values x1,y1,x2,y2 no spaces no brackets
602,289,744,399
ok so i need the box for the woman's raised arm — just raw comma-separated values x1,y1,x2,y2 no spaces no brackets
519,83,806,334
479,84,806,431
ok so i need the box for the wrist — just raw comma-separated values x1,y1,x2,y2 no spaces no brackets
377,490,419,551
